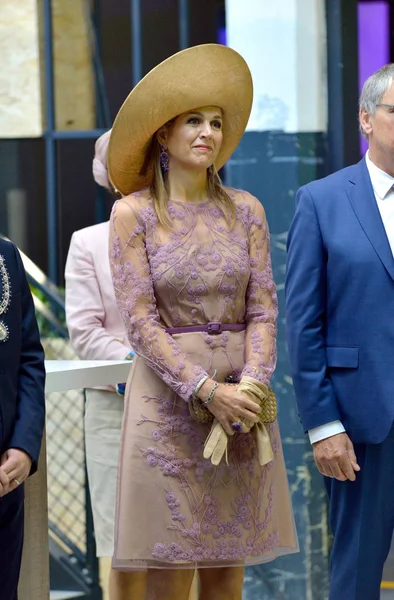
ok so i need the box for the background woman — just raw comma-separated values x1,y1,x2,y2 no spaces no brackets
65,131,146,599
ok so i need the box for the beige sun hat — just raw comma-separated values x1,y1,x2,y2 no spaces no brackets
107,44,253,196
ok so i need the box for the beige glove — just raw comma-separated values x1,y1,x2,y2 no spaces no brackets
203,419,228,465
203,377,274,466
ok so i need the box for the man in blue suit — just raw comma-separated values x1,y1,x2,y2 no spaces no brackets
0,237,45,598
286,63,394,600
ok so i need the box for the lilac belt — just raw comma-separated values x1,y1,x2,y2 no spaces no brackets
165,321,246,335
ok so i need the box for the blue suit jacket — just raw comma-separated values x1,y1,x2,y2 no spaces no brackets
286,158,394,445
0,239,45,472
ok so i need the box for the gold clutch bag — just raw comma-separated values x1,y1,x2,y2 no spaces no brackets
189,378,277,424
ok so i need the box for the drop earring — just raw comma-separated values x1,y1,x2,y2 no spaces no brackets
160,144,169,172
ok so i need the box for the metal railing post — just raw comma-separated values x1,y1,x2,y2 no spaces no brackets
325,0,359,172
179,0,189,49
43,0,58,283
131,0,142,86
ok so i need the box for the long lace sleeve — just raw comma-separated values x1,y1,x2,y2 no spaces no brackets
109,198,208,401
241,196,278,385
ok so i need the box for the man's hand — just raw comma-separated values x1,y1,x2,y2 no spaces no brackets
313,432,360,481
0,448,32,495
0,468,10,497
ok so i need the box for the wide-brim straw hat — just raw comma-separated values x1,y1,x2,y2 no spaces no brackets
108,44,253,196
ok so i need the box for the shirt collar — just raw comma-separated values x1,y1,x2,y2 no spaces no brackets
365,151,394,200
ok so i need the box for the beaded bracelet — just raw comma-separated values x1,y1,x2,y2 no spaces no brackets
201,381,219,407
250,366,264,377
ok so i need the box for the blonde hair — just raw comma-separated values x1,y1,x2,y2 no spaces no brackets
145,136,236,230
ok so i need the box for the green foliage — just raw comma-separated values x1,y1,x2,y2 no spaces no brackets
29,284,67,338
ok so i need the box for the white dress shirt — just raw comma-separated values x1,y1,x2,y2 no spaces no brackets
308,152,394,444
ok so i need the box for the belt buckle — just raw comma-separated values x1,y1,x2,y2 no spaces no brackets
207,322,222,335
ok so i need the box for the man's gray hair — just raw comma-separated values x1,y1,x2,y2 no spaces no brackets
359,63,394,139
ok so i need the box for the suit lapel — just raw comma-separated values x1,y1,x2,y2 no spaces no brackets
346,158,394,282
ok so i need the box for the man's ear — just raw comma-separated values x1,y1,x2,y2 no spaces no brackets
360,108,373,138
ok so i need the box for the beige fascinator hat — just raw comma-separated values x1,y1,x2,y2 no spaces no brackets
107,44,253,196
92,129,111,190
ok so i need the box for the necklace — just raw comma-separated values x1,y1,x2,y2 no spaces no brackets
0,255,11,342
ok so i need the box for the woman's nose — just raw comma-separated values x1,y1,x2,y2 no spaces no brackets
200,122,213,137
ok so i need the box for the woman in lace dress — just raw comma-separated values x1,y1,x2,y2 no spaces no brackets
108,44,298,600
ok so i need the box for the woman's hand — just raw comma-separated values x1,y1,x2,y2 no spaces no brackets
198,379,261,436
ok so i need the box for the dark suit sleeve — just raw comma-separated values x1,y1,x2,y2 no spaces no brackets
8,245,45,474
285,185,341,431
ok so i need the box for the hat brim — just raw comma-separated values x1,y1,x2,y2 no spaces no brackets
107,44,253,196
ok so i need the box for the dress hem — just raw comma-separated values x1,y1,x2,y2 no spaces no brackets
112,544,300,572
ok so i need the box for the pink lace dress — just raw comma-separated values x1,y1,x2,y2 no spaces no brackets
109,187,298,571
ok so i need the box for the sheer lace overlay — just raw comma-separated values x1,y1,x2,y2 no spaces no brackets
109,188,297,570
110,188,278,397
